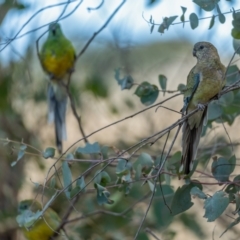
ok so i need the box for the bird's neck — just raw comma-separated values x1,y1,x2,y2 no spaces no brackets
197,58,219,67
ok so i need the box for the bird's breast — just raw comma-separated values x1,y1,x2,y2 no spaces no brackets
190,72,223,107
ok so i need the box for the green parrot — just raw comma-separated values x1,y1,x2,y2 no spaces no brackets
39,23,76,153
180,41,226,175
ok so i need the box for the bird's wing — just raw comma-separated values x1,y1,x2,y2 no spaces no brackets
182,69,200,113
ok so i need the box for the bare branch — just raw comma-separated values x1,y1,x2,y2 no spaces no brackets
76,0,126,60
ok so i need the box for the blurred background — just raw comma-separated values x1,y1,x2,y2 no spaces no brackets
0,0,240,239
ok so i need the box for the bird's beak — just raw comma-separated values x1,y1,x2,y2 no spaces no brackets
193,49,196,57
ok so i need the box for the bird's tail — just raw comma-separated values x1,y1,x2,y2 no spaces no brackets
47,83,67,154
180,108,207,175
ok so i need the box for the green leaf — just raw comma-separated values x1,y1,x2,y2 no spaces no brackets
150,23,155,33
62,161,72,198
70,177,86,198
116,159,132,178
76,176,86,191
225,175,240,201
50,176,56,189
171,181,202,215
94,183,114,205
147,180,155,192
180,6,187,26
193,0,219,11
165,151,181,173
211,156,236,183
207,102,223,120
203,191,229,222
153,185,174,229
158,74,167,95
232,12,240,33
233,39,240,55
232,28,240,39
157,16,178,34
16,209,42,228
216,4,225,23
220,216,240,237
219,91,234,106
218,12,225,24
70,186,81,199
42,192,58,213
177,83,186,93
233,11,240,21
189,13,199,29
229,155,237,173
116,178,132,195
66,153,74,161
190,186,207,199
94,170,111,187
76,142,100,154
226,65,240,84
120,76,134,90
146,0,161,6
133,153,154,180
165,16,178,28
158,24,165,34
16,192,58,228
233,193,240,214
42,147,55,159
114,68,134,90
233,175,240,191
208,15,215,29
11,145,27,166
134,82,159,106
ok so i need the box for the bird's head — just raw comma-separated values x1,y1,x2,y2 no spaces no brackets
48,23,62,37
18,200,41,214
193,42,219,61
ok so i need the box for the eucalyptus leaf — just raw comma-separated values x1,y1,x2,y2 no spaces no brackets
189,13,199,29
42,147,55,159
203,191,229,222
76,142,100,154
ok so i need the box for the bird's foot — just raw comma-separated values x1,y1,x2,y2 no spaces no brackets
197,103,205,111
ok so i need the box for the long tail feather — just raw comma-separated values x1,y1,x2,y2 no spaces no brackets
180,108,207,174
47,84,67,153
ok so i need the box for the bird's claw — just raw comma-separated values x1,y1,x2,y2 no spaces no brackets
197,103,205,111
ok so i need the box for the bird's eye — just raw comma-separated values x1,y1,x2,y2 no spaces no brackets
199,45,204,50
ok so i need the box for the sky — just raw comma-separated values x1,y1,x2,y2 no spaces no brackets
0,0,239,63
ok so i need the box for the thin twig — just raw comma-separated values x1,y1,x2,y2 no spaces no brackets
142,9,240,27
145,228,161,240
63,93,182,154
134,183,157,239
64,81,88,143
76,0,126,60
64,191,151,225
1,0,82,52
158,132,172,213
87,0,104,12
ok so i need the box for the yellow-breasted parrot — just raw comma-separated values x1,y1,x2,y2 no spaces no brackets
180,42,226,175
39,23,76,153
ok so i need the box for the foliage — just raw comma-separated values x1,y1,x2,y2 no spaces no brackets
1,0,240,240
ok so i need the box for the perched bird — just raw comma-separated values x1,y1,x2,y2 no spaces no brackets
180,42,226,175
17,199,61,240
39,23,76,153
